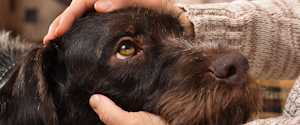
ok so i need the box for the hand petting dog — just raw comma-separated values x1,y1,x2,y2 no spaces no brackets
43,0,192,45
90,94,167,125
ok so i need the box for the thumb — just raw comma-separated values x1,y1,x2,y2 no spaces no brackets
89,94,167,125
90,94,128,125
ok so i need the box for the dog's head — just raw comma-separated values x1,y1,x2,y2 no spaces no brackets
0,8,263,125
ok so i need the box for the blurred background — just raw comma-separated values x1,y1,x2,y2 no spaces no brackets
0,0,296,120
0,0,71,42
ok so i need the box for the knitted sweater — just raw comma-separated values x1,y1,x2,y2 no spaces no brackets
176,0,300,124
176,0,300,80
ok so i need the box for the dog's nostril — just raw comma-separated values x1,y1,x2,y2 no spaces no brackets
227,66,237,77
210,53,249,85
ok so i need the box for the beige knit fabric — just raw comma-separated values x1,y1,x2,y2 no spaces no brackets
176,0,300,80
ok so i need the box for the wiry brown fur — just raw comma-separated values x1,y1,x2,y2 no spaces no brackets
154,41,263,125
0,31,37,87
0,8,263,125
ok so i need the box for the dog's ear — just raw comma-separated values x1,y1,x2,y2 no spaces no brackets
34,38,70,124
0,38,66,125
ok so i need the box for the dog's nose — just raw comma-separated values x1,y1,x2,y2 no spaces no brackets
210,53,249,85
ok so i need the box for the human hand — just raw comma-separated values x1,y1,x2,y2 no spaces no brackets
43,0,178,45
89,94,167,125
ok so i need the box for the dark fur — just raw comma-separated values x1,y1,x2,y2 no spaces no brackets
0,8,263,125
0,31,35,87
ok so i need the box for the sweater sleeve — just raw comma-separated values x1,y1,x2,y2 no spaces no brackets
175,0,300,80
245,76,300,124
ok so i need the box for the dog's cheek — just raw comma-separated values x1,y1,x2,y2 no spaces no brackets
151,51,262,124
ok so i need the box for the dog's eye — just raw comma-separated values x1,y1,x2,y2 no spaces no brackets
116,43,136,59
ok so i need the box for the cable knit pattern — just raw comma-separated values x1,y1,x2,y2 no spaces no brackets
176,0,300,80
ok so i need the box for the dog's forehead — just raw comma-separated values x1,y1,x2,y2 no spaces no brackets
64,8,183,43
103,9,182,36
104,10,182,44
59,8,184,60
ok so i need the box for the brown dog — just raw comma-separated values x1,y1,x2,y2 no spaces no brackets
0,8,263,125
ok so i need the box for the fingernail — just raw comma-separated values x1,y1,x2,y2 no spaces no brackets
43,36,48,45
90,95,101,112
95,0,112,11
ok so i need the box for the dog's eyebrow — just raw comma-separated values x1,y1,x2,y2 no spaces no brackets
125,25,134,34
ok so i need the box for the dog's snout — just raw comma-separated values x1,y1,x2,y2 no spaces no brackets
210,53,249,85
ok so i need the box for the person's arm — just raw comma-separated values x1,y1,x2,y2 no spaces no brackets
176,0,300,80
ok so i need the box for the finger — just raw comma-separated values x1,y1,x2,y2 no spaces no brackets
43,14,62,45
54,7,77,37
44,0,98,44
90,95,167,125
94,0,171,13
94,0,113,13
55,0,98,37
90,94,128,125
94,0,132,13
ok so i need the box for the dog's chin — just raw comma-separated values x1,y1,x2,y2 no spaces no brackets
215,78,263,124
155,74,263,125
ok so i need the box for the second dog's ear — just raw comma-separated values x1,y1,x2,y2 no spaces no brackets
0,40,64,124
35,38,69,101
33,38,69,124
